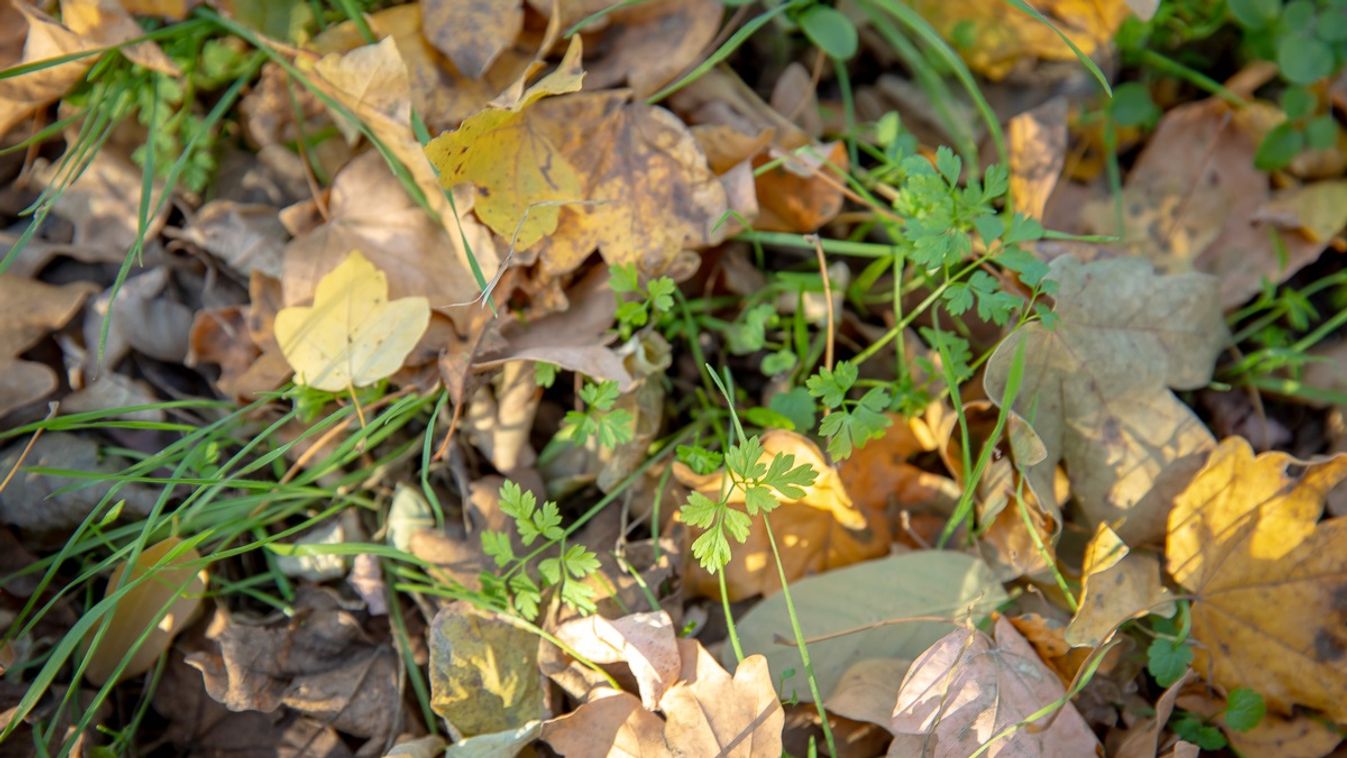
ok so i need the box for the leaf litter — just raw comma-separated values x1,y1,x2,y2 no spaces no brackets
4,1,1347,756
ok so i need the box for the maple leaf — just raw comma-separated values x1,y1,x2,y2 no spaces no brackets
984,256,1226,544
425,37,586,251
1166,437,1347,720
273,250,430,392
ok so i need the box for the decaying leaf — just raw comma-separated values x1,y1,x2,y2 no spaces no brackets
421,0,523,80
661,640,783,758
675,430,881,599
888,615,1101,757
1064,524,1173,647
85,537,206,685
1114,670,1192,758
1009,97,1068,221
583,0,722,99
910,0,1131,80
554,610,680,710
985,256,1225,545
542,691,670,757
274,249,430,392
1084,99,1347,307
428,601,546,738
0,432,157,530
530,91,729,277
34,145,170,263
754,142,849,233
0,274,95,417
824,657,914,729
425,37,585,251
733,551,1008,703
1166,437,1347,720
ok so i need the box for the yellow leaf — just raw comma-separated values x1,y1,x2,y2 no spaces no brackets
1166,437,1347,719
273,250,430,391
85,537,207,685
1064,523,1173,647
424,36,585,251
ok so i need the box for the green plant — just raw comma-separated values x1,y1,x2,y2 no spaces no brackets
611,263,676,339
806,361,891,460
481,481,601,618
560,379,636,449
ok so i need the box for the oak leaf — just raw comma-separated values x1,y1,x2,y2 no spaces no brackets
985,256,1225,544
273,250,430,392
424,37,585,251
1166,437,1347,720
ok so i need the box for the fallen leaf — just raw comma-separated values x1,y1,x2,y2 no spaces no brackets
583,0,722,99
1083,99,1344,307
62,374,163,422
186,587,400,744
425,37,585,251
888,615,1101,757
35,146,171,261
910,0,1131,80
304,35,502,280
733,551,1008,703
1175,690,1342,758
0,274,95,416
274,249,430,391
542,690,671,757
85,267,194,372
1252,180,1347,244
444,720,542,757
1165,437,1347,720
0,432,158,530
661,640,783,758
421,0,523,80
530,91,729,277
118,0,195,19
1009,97,1068,221
1064,524,1173,647
675,430,884,599
556,611,680,711
177,200,288,279
464,359,541,472
984,256,1225,545
428,601,547,738
1114,670,1192,758
62,0,179,75
84,537,206,685
753,142,849,233
824,657,912,728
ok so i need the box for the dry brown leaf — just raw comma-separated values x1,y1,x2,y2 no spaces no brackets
0,274,95,417
554,610,680,710
1064,524,1173,647
61,0,179,75
85,537,206,685
36,145,171,259
985,256,1225,545
1166,437,1347,720
464,360,541,472
910,0,1131,80
530,91,728,277
0,3,97,138
303,35,502,280
280,150,481,325
1083,99,1344,308
177,200,288,279
85,267,193,372
888,615,1101,757
1009,97,1068,221
1175,691,1342,758
542,690,671,758
1113,670,1192,758
824,657,912,728
0,432,157,529
422,0,523,80
661,639,783,758
1252,180,1347,244
583,0,722,98
675,430,885,600
424,36,585,251
754,142,848,233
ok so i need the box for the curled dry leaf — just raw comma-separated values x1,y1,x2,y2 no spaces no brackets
84,537,206,685
428,601,546,738
0,274,95,417
274,250,430,392
888,615,1101,758
1064,524,1173,647
985,256,1225,545
674,430,879,599
1166,437,1347,721
425,37,585,252
421,0,524,80
910,0,1130,80
734,551,1008,704
554,610,680,710
530,91,728,277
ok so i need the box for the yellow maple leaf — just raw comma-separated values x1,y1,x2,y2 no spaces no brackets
1166,437,1347,719
273,250,430,392
424,36,585,251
